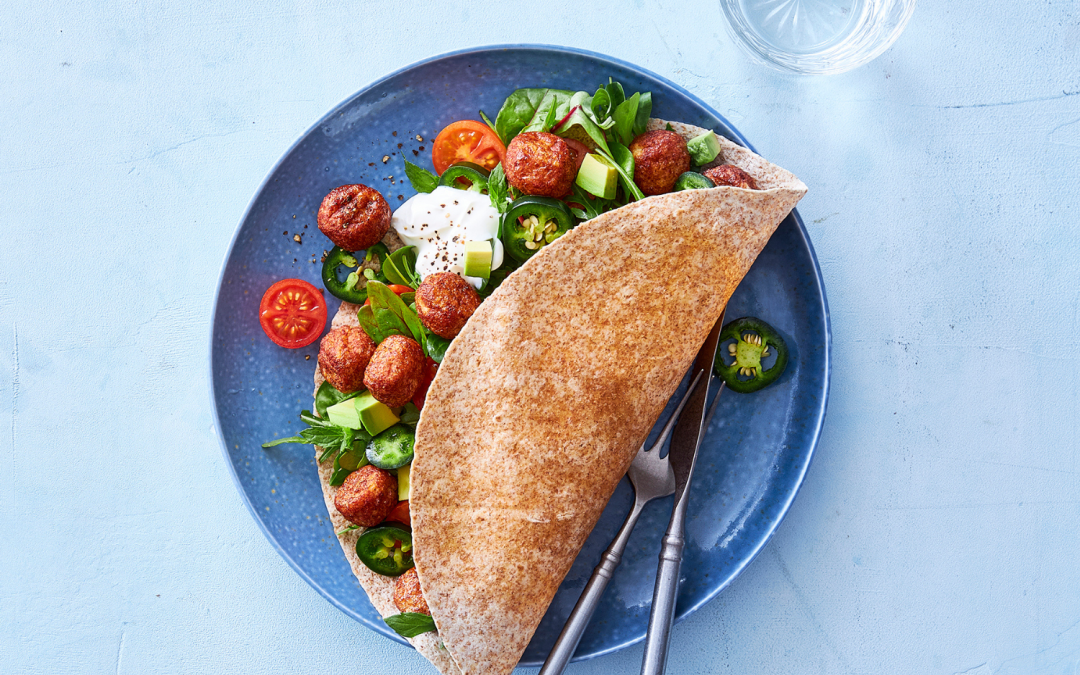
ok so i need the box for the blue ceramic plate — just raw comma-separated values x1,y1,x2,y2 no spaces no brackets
210,45,829,666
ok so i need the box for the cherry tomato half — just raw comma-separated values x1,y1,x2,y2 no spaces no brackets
259,279,327,349
385,500,411,527
411,357,438,410
363,284,414,306
432,120,506,174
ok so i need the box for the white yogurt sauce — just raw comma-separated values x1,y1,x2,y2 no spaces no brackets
390,185,504,288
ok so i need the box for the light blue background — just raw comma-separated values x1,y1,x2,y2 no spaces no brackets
2,2,1078,674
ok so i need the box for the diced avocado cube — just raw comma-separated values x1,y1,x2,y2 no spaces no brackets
397,464,411,501
575,153,618,200
687,131,722,166
354,391,400,436
463,240,493,279
326,397,363,429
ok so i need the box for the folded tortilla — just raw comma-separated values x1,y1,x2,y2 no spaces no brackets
315,120,805,675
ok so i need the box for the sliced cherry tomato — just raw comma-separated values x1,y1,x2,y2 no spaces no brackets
259,279,327,348
363,284,414,306
385,500,411,527
411,358,438,410
432,120,506,174
562,137,590,173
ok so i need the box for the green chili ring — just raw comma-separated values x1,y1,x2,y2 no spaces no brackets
438,162,490,192
500,196,576,263
673,171,715,191
322,245,389,304
356,525,414,577
714,317,790,393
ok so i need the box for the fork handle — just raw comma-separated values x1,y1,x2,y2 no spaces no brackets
640,529,685,675
539,499,646,675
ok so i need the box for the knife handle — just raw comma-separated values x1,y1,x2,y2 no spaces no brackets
640,529,685,675
540,499,646,675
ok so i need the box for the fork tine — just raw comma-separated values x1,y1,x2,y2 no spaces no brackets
645,370,705,454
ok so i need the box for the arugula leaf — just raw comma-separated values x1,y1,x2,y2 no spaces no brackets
488,163,509,214
612,92,640,146
384,612,437,638
478,109,497,133
569,183,622,221
633,92,652,137
404,160,438,194
383,246,421,288
262,410,358,463
666,122,674,131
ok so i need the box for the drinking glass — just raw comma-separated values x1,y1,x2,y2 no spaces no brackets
719,0,917,74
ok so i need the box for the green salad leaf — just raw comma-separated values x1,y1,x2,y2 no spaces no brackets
488,163,509,214
382,246,421,288
553,91,611,156
479,109,497,133
612,91,641,146
494,88,552,143
423,327,452,363
262,410,365,463
633,91,652,137
358,280,425,346
315,381,355,419
601,141,645,202
521,89,574,135
384,612,437,638
404,160,438,194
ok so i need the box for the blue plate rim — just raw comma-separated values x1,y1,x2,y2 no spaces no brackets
208,42,831,664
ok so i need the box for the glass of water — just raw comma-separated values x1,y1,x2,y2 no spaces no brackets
719,0,917,74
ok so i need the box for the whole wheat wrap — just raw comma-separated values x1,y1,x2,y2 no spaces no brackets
404,120,807,674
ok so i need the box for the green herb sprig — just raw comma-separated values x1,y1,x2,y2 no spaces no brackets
384,612,437,638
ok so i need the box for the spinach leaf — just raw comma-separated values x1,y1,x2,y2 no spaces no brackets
633,92,652,137
399,402,421,426
521,90,574,135
605,80,626,110
315,381,356,419
423,328,452,363
590,86,612,123
488,163,509,214
404,160,438,194
612,92,640,146
494,88,548,144
358,280,425,345
384,612,437,638
383,246,421,288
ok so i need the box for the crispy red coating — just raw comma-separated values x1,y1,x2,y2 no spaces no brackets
317,184,391,251
393,567,430,615
503,132,576,198
333,465,398,527
416,272,480,339
629,130,691,196
703,164,759,190
318,326,376,393
363,334,424,408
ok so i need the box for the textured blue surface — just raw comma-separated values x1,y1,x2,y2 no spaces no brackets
210,46,829,665
4,2,1080,674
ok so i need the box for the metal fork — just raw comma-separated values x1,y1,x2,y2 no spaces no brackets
538,369,706,675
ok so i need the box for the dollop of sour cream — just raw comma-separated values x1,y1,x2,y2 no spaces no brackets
390,185,504,288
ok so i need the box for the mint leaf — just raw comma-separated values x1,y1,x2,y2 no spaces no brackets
384,612,437,638
404,160,438,194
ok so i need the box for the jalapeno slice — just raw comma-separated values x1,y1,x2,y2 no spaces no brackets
673,171,715,191
356,525,414,576
501,196,575,263
438,161,490,192
321,245,387,304
713,317,790,393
